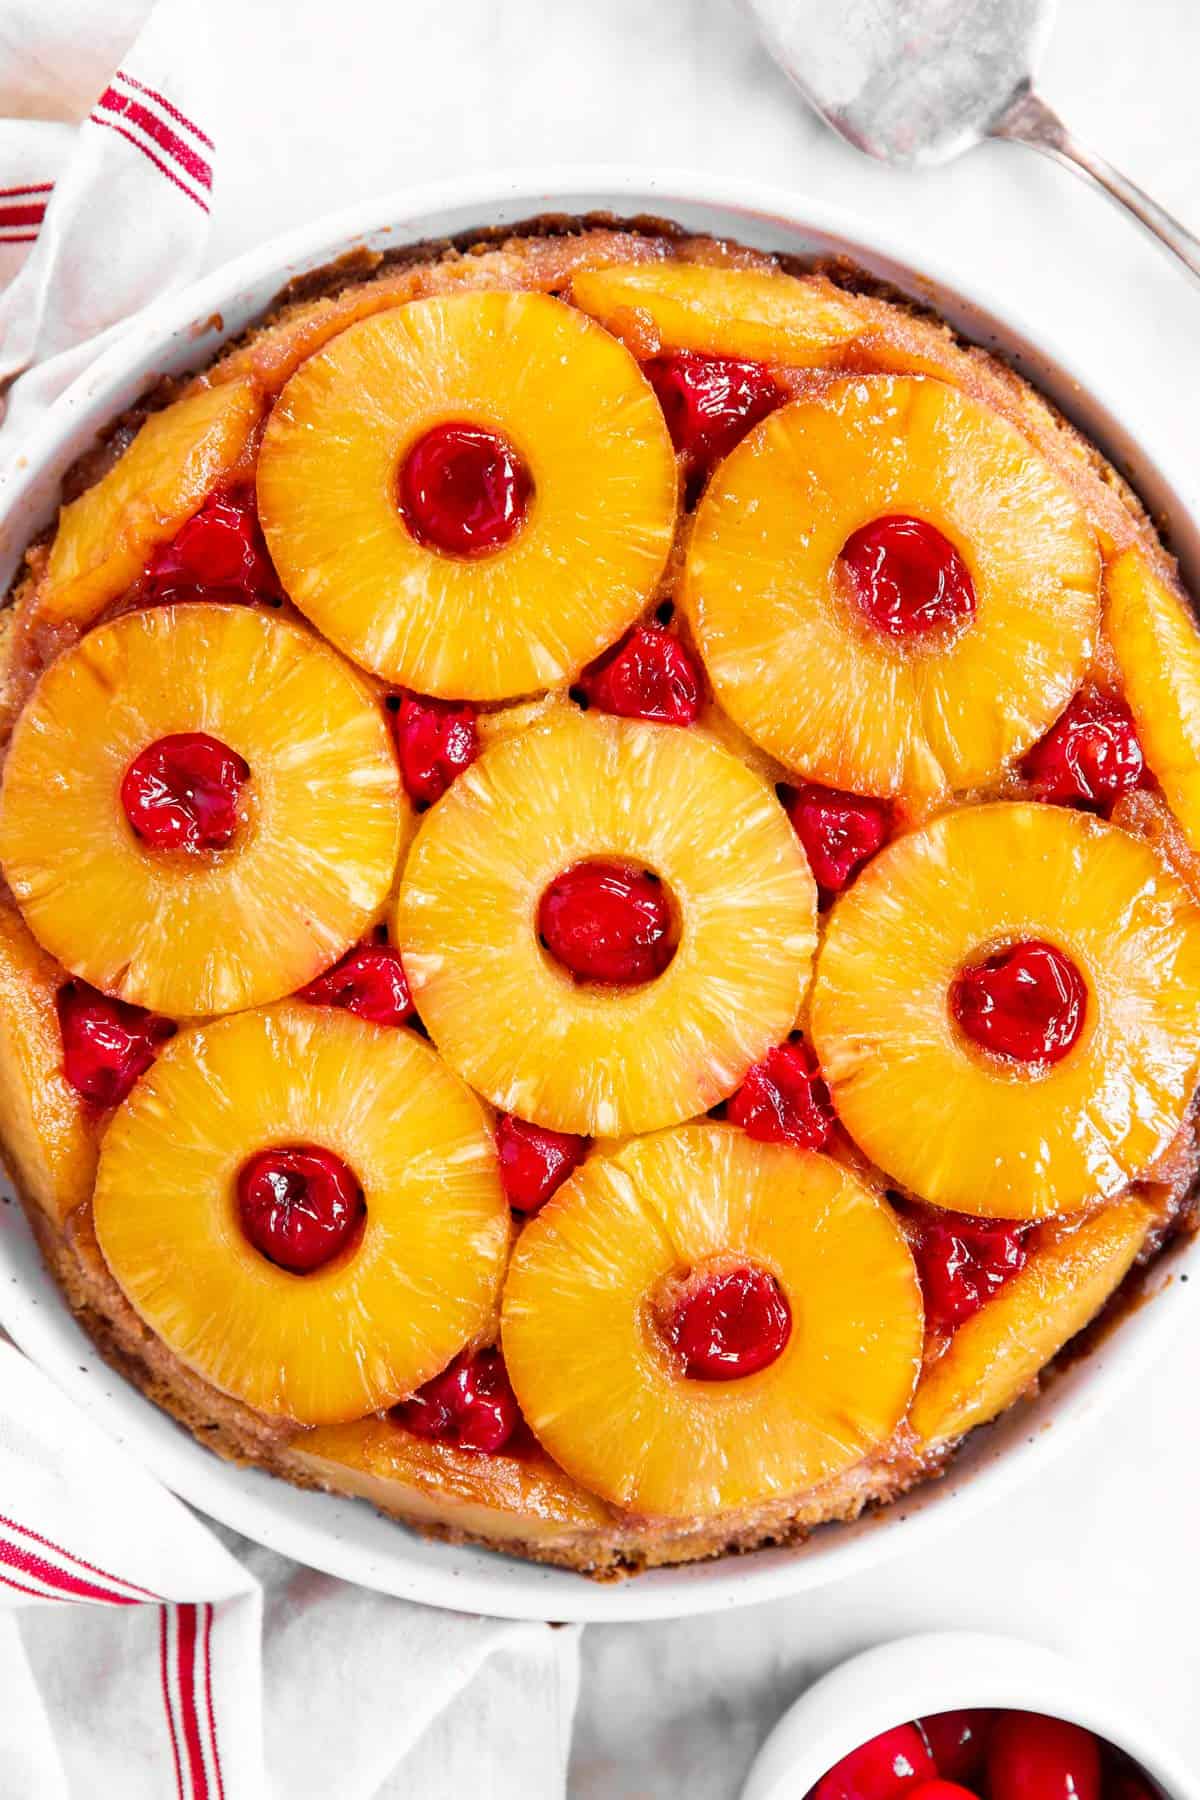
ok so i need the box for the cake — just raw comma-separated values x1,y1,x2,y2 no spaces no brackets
3,215,1199,1579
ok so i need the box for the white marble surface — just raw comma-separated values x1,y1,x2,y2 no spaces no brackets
37,0,1200,1789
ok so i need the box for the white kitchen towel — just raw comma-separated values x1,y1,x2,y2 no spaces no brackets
0,3,580,1794
0,1343,579,1800
0,0,208,442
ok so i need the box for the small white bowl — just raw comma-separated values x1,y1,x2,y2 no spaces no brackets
742,1632,1198,1800
1,170,1197,1622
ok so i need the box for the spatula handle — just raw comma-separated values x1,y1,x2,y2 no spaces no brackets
993,89,1200,281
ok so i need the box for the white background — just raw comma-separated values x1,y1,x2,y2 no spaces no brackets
12,0,1200,1792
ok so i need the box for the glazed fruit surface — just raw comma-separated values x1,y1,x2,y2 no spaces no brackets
4,220,1200,1579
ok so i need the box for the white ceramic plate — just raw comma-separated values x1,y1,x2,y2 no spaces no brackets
1,171,1196,1623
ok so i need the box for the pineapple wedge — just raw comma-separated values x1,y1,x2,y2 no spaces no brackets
0,895,95,1224
502,1124,923,1518
568,262,862,365
812,803,1200,1218
910,1198,1154,1447
683,375,1100,798
41,379,261,626
1106,545,1200,857
94,1004,511,1424
291,1415,610,1546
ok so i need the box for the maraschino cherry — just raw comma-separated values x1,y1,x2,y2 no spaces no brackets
578,622,703,725
1106,1774,1159,1800
397,422,532,557
840,515,975,643
539,861,675,985
495,1114,587,1214
813,1723,937,1800
237,1145,364,1275
121,732,249,852
143,487,281,603
728,1040,835,1149
56,980,176,1108
1023,690,1145,808
645,351,782,483
298,943,413,1027
810,1710,1134,1800
783,782,891,898
666,1265,792,1380
393,1347,519,1453
387,692,479,807
916,1712,990,1784
986,1712,1102,1800
951,940,1087,1066
909,1210,1029,1332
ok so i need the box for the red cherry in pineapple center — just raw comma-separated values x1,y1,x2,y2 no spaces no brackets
121,731,249,852
397,421,532,557
840,514,976,643
951,938,1087,1066
538,860,676,986
664,1264,792,1380
237,1145,364,1274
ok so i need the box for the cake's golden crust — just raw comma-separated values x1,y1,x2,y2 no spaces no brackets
5,217,1199,1578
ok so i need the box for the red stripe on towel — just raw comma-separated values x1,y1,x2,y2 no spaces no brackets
0,1532,137,1604
89,114,210,213
96,86,211,190
0,1509,160,1599
115,71,214,151
176,1603,211,1798
161,1608,187,1800
0,203,45,228
202,1602,226,1800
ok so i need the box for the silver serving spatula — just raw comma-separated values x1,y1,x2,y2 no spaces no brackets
743,0,1200,279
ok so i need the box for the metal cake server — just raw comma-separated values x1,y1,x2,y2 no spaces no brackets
743,0,1200,280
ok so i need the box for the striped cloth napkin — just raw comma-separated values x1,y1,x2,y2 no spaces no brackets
0,4,580,1795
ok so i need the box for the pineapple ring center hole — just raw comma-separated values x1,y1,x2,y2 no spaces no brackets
536,857,679,988
397,421,533,559
120,731,251,855
837,514,976,646
649,1259,792,1382
236,1143,366,1276
949,937,1088,1070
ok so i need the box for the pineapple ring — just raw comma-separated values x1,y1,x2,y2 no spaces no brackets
396,709,818,1137
683,375,1102,798
93,1004,511,1425
811,802,1200,1219
256,291,678,701
0,603,406,1017
501,1124,924,1519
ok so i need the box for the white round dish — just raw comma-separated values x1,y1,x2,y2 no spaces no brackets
742,1631,1197,1799
0,170,1197,1623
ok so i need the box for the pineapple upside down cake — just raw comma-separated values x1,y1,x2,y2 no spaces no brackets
4,218,1200,1577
